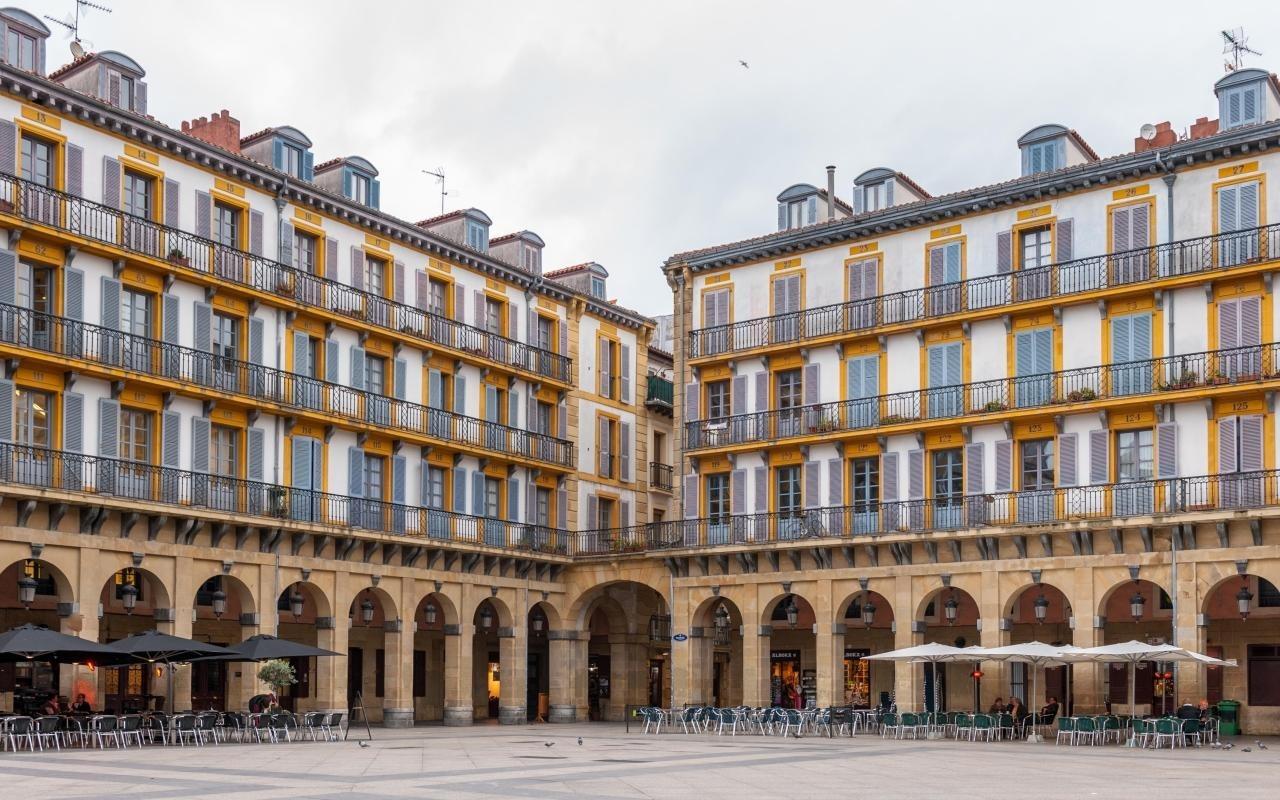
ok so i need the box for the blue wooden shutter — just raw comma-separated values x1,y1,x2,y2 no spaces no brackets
943,242,962,282
102,156,120,209
1218,185,1239,233
1131,314,1152,360
1156,421,1178,479
1111,315,1132,363
619,421,631,481
249,209,264,256
194,190,210,238
100,276,120,330
66,144,83,197
162,410,181,468
1034,328,1053,375
928,345,944,388
1240,181,1260,229
506,477,519,522
0,378,12,441
247,427,265,482
164,178,180,227
63,391,83,454
731,468,746,514
394,358,407,400
189,415,209,472
392,455,406,504
249,317,264,364
291,436,312,489
965,441,984,493
753,466,767,512
347,447,364,497
1057,433,1077,487
1015,331,1033,377
303,151,315,181
0,248,14,306
994,440,1013,492
428,369,443,408
64,267,83,320
471,471,485,516
996,231,1012,274
452,466,466,512
907,449,924,500
0,121,13,181
98,398,119,492
325,340,339,383
194,301,212,354
755,371,768,412
350,346,365,390
881,452,899,503
1088,429,1110,484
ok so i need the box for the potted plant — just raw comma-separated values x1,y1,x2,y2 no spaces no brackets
982,400,1007,413
0,196,14,214
167,247,190,267
268,487,289,517
1209,370,1230,386
1067,387,1098,402
257,658,297,705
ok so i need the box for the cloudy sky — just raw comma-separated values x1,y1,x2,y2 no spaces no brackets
30,0,1277,316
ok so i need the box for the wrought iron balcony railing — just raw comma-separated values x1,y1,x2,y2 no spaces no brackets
577,469,1278,554
688,222,1280,359
645,374,673,409
0,442,567,554
649,461,673,491
0,174,572,383
0,303,575,469
685,342,1279,450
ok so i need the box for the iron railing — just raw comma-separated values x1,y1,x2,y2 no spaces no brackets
645,374,674,408
0,443,568,554
0,173,571,383
688,222,1280,358
0,303,574,468
576,470,1280,554
650,462,673,491
685,342,1280,449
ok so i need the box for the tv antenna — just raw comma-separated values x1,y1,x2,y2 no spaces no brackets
1222,28,1261,71
45,0,112,58
422,168,447,215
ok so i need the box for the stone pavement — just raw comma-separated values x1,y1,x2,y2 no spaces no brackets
0,723,1276,799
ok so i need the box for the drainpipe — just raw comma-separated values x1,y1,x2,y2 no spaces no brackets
825,165,837,221
1157,151,1177,358
273,182,289,486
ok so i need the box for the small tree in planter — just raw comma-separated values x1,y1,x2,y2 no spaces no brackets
257,659,296,707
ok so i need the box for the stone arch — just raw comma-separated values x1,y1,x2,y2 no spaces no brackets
1201,565,1280,616
414,591,459,629
472,595,513,630
347,584,398,628
691,595,743,629
97,564,172,615
188,570,257,620
915,585,980,633
835,588,896,628
528,599,562,631
1002,581,1075,625
1097,577,1168,621
566,579,670,631
0,556,75,605
277,580,333,622
760,591,816,627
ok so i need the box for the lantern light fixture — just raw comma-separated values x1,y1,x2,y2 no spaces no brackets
423,601,438,625
1033,593,1049,624
1129,591,1146,623
120,582,138,615
360,596,375,626
211,589,227,619
17,574,37,608
479,604,494,630
289,590,305,620
944,595,959,625
1237,582,1255,620
784,597,799,628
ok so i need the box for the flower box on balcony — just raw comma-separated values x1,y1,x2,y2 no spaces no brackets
0,199,15,214
1237,372,1261,382
981,400,1008,413
273,280,295,298
167,250,191,268
882,414,914,425
1066,388,1098,402
1209,375,1230,386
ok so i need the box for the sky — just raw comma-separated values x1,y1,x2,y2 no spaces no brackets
25,0,1280,316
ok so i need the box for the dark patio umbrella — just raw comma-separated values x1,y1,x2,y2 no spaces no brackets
224,634,339,661
0,623,134,666
106,630,238,712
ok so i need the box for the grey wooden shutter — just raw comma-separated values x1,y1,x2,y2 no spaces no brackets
415,270,429,311
731,375,746,416
882,452,899,502
452,466,466,512
428,369,443,408
1057,433,1077,487
290,330,308,375
507,303,518,342
325,340,339,383
325,237,337,277
0,378,12,441
587,494,599,528
994,440,1012,492
392,455,406,504
556,487,567,528
1056,219,1074,262
164,179,180,228
291,436,312,489
473,291,484,330
620,421,631,481
731,468,746,514
929,245,946,286
194,190,210,238
0,121,13,180
754,466,767,512
828,457,843,505
1156,422,1178,479
803,363,820,406
620,343,631,403
100,276,121,330
98,398,119,492
350,246,365,291
189,415,209,472
347,447,364,497
249,317,264,365
853,187,864,215
1240,181,1260,229
0,248,14,305
755,371,768,411
1088,429,1110,484
596,416,609,475
63,392,84,487
508,390,520,429
101,156,120,209
803,460,821,508
454,284,466,323
350,346,365,390
996,230,1012,273
778,204,787,229
907,449,924,499
683,474,699,518
684,382,699,421
506,477,519,521
393,261,405,305
471,471,485,516
247,427,265,482
249,209,264,256
557,399,566,439
162,295,179,344
162,411,180,468
64,267,83,320
559,320,568,354
453,375,466,415
1240,415,1264,471
965,441,985,493
193,302,212,354
394,358,407,400
66,144,83,197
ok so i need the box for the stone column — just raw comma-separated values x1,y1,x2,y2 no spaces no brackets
1173,558,1203,706
227,614,262,710
743,623,767,706
679,629,707,707
1071,566,1102,714
498,627,527,724
891,575,918,710
381,621,413,728
314,616,346,714
813,583,837,707
548,629,586,722
978,569,1008,713
609,633,648,720
168,556,194,712
442,623,472,726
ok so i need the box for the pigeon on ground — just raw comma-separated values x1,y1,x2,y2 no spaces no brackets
1225,743,1234,750
1243,747,1252,752
357,740,369,748
577,737,583,746
1257,740,1268,750
544,741,555,748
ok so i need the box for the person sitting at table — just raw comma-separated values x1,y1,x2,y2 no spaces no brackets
1175,700,1199,720
1007,697,1029,730
988,697,1006,715
1197,699,1212,721
39,694,61,715
1037,696,1060,725
70,694,92,714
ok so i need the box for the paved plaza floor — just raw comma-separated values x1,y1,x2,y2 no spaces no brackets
0,723,1275,799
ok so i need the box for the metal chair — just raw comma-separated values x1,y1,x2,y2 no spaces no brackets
118,714,147,747
172,714,200,747
1153,718,1181,749
879,712,901,739
32,716,61,751
88,715,122,749
322,712,344,742
195,712,220,745
301,712,325,741
3,716,34,751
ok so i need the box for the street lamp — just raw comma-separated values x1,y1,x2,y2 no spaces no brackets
360,597,375,626
120,582,138,615
1237,582,1254,620
17,573,37,608
423,601,438,625
944,595,958,625
714,604,730,635
289,590,305,620
861,599,876,629
1129,591,1146,622
784,597,799,628
532,610,545,634
479,604,494,630
1033,593,1049,624
211,589,227,619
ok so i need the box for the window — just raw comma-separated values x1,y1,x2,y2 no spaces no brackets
598,337,618,399
352,173,372,205
1221,83,1263,130
120,408,150,464
364,454,385,501
785,199,807,229
365,255,387,297
483,297,504,335
850,457,878,510
523,247,540,273
536,315,555,351
20,134,54,188
706,380,730,420
862,182,888,212
195,576,223,607
1025,140,1059,174
598,415,617,478
653,431,667,465
1020,226,1052,270
294,231,317,274
13,388,50,447
706,473,730,521
932,449,963,503
365,354,387,395
1247,645,1280,706
427,278,448,317
535,486,552,527
1021,439,1055,490
118,75,135,111
1259,578,1280,608
282,142,304,178
122,288,152,337
776,369,803,410
596,496,615,529
533,400,553,435
212,312,238,372
213,201,240,247
424,466,445,510
6,28,35,71
210,425,238,478
123,171,154,219
1116,429,1153,482
776,466,802,516
484,476,501,518
15,259,53,314
465,221,488,251
590,276,606,299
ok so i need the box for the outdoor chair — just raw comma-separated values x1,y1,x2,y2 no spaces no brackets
221,711,246,743
118,714,147,748
897,712,920,740
951,712,972,740
247,712,271,742
782,709,805,737
1153,718,1181,749
3,716,33,751
1097,716,1121,744
1200,716,1219,745
825,707,852,737
60,715,88,748
301,712,325,741
145,712,169,744
1180,719,1202,747
641,707,663,734
1055,716,1075,745
271,711,299,742
322,712,344,742
879,712,901,738
975,713,998,741
195,712,220,745
997,713,1016,741
88,714,122,749
1073,716,1099,746
717,708,743,736
1129,718,1154,748
32,716,61,751
172,714,200,747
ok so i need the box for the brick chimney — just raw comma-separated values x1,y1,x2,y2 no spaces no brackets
181,109,241,154
1133,121,1177,153
1189,116,1220,141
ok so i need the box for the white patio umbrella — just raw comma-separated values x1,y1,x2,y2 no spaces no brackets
963,641,1090,741
864,642,974,715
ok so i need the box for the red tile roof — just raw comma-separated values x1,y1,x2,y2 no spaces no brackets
414,209,467,227
312,157,342,173
47,52,95,81
542,262,594,279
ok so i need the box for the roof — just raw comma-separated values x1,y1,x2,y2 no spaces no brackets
240,125,313,149
1016,124,1100,161
314,155,377,176
1215,67,1280,96
416,207,491,228
48,52,94,80
0,8,49,36
544,261,607,279
855,167,931,199
775,183,853,214
489,230,545,248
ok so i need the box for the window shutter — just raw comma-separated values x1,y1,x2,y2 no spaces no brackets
994,439,1013,492
557,399,567,439
787,274,801,313
1056,218,1073,262
162,294,179,345
1057,433,1077,487
454,375,468,415
66,144,83,197
558,321,568,355
347,447,364,497
1240,295,1262,346
853,188,864,215
349,346,366,390
0,248,14,306
64,267,83,321
450,284,465,324
249,209,264,256
556,487,567,528
163,178,180,228
414,271,429,311
1035,328,1053,374
732,375,747,415
684,382,699,421
370,180,381,209
506,477,519,521
1131,314,1152,361
754,465,767,512
882,452,899,502
596,416,609,475
162,410,181,468
620,344,631,403
996,230,1012,273
731,468,746,514
317,339,333,382
392,456,406,504
1112,315,1132,362
194,190,210,238
428,369,443,408
1130,204,1149,249
473,291,484,330
308,439,323,491
1015,331,1033,377
1088,428,1110,484
755,371,768,412
928,345,945,387
0,121,13,181
620,421,631,481
394,358,407,400
193,302,212,354
63,392,83,453
803,460,820,508
189,415,209,472
806,195,817,225
907,449,924,500
772,277,786,314
1218,185,1239,233
1240,181,1260,229
778,204,787,230
1218,299,1239,351
452,466,466,512
1156,421,1178,479
943,242,961,282
0,378,12,441
1111,205,1131,252
95,278,122,335
965,441,985,493
587,494,599,528
290,330,309,375
1240,415,1264,472
272,138,285,171
507,303,518,341
803,363,820,406
249,317,264,365
325,237,337,278
292,437,312,489
885,181,894,207
508,390,519,429
247,427,265,482
102,156,121,209
98,397,120,462
350,246,364,291
827,457,843,506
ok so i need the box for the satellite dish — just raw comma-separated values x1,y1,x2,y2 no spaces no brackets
70,40,85,59
1139,123,1157,142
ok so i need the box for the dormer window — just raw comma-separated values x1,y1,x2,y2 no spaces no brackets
861,181,889,212
352,172,372,205
1025,140,1060,174
119,75,135,112
6,27,35,71
466,220,488,251
590,276,606,299
523,247,540,273
1221,82,1263,129
784,199,809,229
281,141,304,178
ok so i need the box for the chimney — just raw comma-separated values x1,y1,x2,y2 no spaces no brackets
181,109,241,154
1189,116,1219,141
1133,121,1177,153
825,165,836,221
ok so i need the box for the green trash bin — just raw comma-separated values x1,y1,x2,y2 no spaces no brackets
1218,700,1241,736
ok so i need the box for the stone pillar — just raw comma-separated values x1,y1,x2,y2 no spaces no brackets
442,624,473,725
813,583,836,707
227,615,262,711
61,608,98,705
498,627,527,724
1071,566,1102,714
743,624,767,706
1173,559,1203,706
978,569,1008,713
381,621,413,728
548,630,585,722
891,575,918,711
168,556,194,713
679,629,707,707
314,616,346,714
609,633,648,720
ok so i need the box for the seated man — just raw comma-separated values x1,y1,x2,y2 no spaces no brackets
1036,696,1060,725
1175,700,1199,720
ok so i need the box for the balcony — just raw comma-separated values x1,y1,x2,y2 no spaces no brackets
0,442,568,555
579,469,1277,554
685,342,1279,450
0,303,575,469
688,222,1280,360
0,174,572,384
645,374,673,415
649,461,673,491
